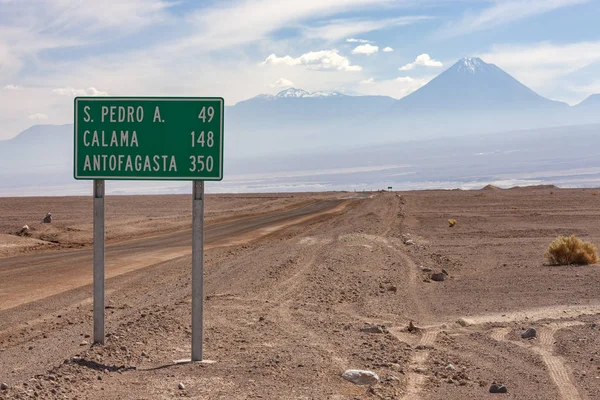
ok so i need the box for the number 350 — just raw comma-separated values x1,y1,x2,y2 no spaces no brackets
189,155,214,172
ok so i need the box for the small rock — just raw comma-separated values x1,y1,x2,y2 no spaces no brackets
489,383,508,393
431,273,446,282
342,369,379,385
404,239,415,246
420,266,432,273
456,319,469,327
446,364,456,371
80,340,89,346
178,382,185,390
521,328,537,339
17,225,30,236
407,321,418,332
0,382,8,390
442,269,449,276
360,325,385,334
141,351,148,357
41,212,52,223
387,285,397,293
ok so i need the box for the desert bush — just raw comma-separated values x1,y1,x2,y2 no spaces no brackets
544,235,599,265
448,219,457,227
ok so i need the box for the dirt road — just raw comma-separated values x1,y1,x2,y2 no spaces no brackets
0,199,347,311
1,189,599,400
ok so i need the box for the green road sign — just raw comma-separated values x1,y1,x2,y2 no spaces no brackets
74,97,224,180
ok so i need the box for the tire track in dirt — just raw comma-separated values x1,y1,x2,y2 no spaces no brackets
392,328,438,400
489,326,511,341
274,300,349,370
532,322,584,400
487,318,586,400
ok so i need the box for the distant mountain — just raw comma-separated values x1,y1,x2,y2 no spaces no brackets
575,94,600,109
226,88,396,156
393,57,567,112
376,57,578,137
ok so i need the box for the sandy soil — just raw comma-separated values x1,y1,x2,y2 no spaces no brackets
1,187,599,399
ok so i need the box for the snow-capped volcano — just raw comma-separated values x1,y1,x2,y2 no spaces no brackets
392,57,567,112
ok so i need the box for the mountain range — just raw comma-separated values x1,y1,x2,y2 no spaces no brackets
226,57,600,156
1,57,600,193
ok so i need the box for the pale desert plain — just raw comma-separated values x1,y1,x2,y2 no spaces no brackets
0,187,599,399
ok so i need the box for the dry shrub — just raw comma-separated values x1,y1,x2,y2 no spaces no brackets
545,235,599,265
448,219,457,227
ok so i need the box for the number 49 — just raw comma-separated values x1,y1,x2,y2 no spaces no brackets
198,106,214,123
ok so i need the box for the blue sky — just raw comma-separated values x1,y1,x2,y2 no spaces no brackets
0,0,599,139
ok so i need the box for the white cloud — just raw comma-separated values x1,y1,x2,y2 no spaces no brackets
304,16,431,42
479,41,600,90
347,38,371,43
5,0,175,36
383,47,394,52
399,54,443,70
352,44,379,55
356,75,432,98
52,87,109,97
261,50,362,72
3,84,20,90
28,113,48,121
183,0,399,51
269,78,295,88
441,0,589,37
360,78,375,84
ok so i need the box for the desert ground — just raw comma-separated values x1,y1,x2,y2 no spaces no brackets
0,187,599,399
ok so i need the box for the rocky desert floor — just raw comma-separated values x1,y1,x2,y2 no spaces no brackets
0,187,599,399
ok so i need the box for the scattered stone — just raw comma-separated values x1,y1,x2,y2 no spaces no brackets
342,370,379,385
446,364,456,371
360,325,385,334
17,225,30,236
407,320,419,333
387,285,397,293
141,351,148,357
420,266,432,273
404,239,415,246
178,382,185,390
489,383,508,393
80,340,89,346
521,328,537,339
456,319,469,327
41,212,52,223
0,382,8,390
442,269,449,276
415,367,427,374
430,273,446,282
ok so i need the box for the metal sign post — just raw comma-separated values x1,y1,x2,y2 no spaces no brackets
191,181,205,361
93,180,105,344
